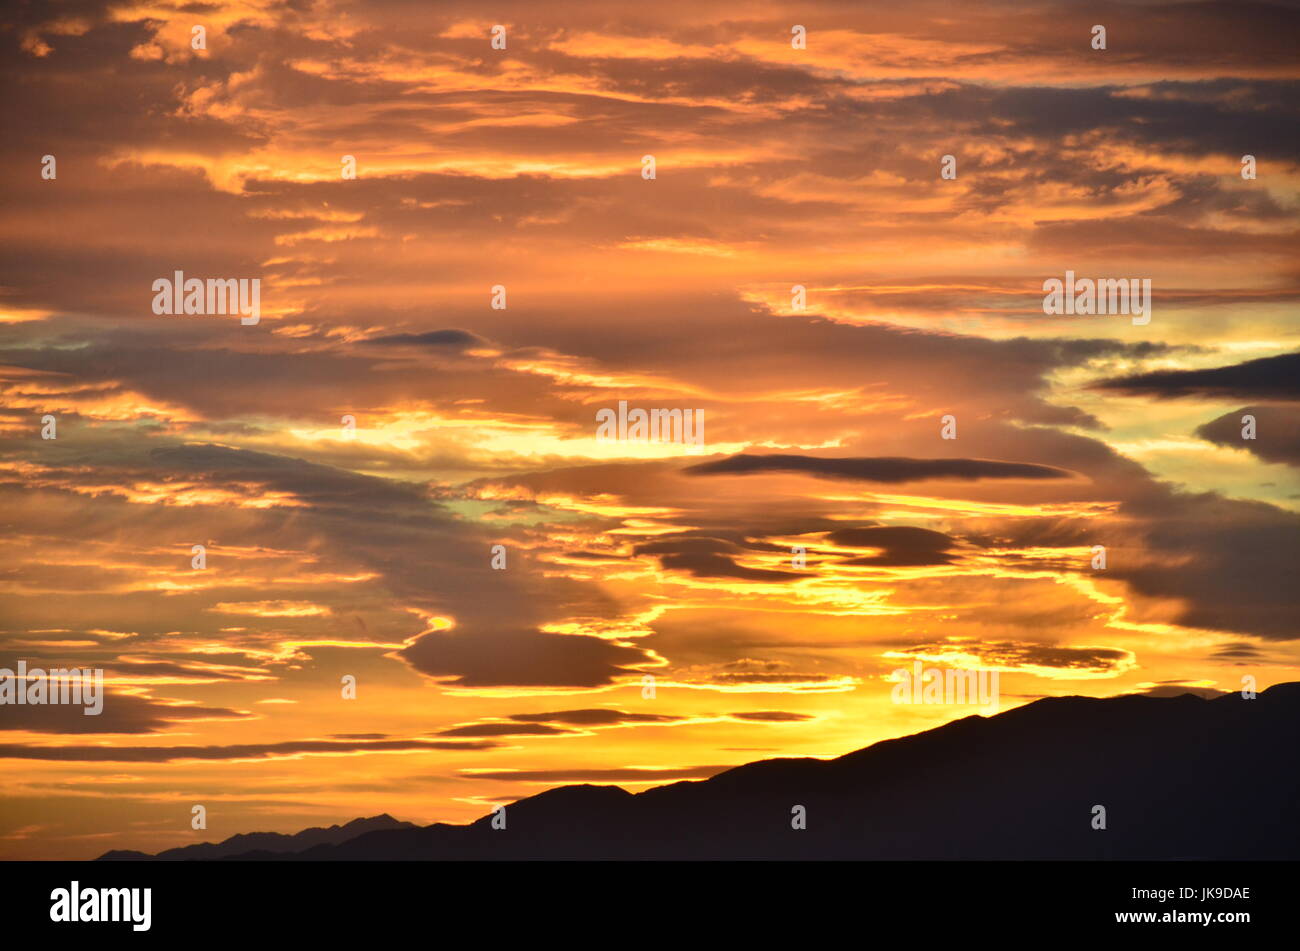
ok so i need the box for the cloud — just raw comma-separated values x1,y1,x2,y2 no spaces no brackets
435,723,573,737
893,641,1134,674
1209,643,1266,661
397,627,655,688
1096,352,1300,400
0,738,499,762
149,444,439,511
365,329,481,348
702,672,841,685
506,709,681,726
1108,489,1300,640
685,454,1073,483
1196,405,1300,467
826,525,959,566
0,692,253,735
634,536,807,582
728,711,814,722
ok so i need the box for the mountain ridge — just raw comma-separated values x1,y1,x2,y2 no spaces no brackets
97,813,415,861
97,684,1300,861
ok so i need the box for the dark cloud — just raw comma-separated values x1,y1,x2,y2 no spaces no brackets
978,79,1300,162
686,454,1073,483
1108,488,1300,640
893,642,1132,673
1196,405,1300,467
658,552,804,582
1096,352,1300,400
397,627,654,688
435,723,572,737
0,738,498,762
704,672,838,685
103,659,259,682
635,534,807,582
1011,647,1129,673
635,537,743,556
149,444,439,511
729,711,814,722
507,709,680,726
565,550,626,561
1209,643,1266,660
365,329,481,348
0,692,252,735
827,525,959,566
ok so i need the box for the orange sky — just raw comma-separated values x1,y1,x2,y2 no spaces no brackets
1,0,1298,859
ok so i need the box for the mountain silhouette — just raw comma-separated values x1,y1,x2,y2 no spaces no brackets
97,814,415,861
98,684,1300,860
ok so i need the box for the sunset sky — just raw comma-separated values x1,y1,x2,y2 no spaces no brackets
1,0,1298,859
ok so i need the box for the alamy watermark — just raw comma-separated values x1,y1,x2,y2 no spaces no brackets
890,660,999,713
152,270,260,325
50,882,150,931
1042,270,1151,326
0,661,103,714
595,400,704,447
